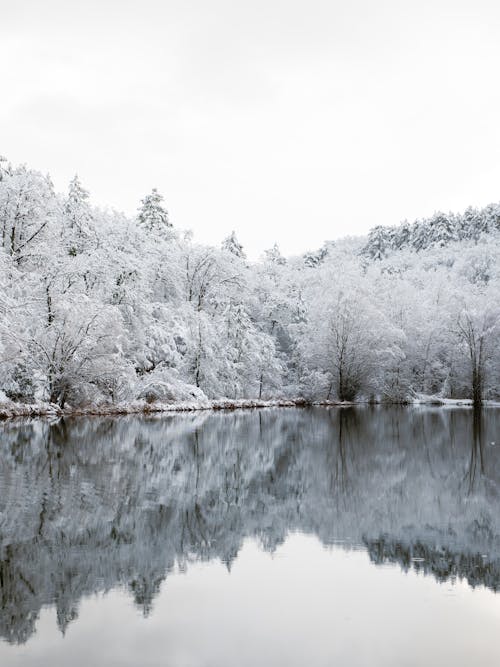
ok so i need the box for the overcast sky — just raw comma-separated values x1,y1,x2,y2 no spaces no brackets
1,0,500,258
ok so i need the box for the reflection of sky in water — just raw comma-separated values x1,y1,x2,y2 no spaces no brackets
1,407,500,665
3,536,500,667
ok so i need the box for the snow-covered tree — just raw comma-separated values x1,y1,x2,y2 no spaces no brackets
264,242,286,265
222,230,246,258
453,289,500,406
63,175,94,255
363,226,389,260
137,188,171,233
2,155,500,411
0,165,57,261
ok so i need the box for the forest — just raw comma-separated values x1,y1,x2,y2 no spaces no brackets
1,156,500,411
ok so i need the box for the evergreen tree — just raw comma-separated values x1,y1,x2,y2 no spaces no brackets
64,175,93,254
394,221,412,249
482,203,500,234
65,176,91,230
304,242,330,267
0,155,8,181
137,188,171,232
364,226,388,260
428,212,458,247
222,230,246,258
410,220,430,251
385,226,398,252
264,242,286,265
460,206,485,242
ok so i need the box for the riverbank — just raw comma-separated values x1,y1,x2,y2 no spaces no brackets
1,395,500,420
0,397,331,419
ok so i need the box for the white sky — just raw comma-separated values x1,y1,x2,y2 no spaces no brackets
1,0,500,259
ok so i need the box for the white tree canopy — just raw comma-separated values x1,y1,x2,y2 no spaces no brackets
1,157,500,409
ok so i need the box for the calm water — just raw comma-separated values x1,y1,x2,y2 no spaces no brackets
1,407,500,666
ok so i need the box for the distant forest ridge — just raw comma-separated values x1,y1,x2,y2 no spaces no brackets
361,202,500,259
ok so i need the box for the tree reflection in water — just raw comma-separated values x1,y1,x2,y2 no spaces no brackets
0,407,499,645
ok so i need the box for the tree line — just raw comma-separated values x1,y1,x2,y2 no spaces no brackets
1,157,499,408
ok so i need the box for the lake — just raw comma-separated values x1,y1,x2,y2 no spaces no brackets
1,406,500,666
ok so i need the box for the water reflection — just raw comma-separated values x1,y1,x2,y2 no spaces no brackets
0,407,499,645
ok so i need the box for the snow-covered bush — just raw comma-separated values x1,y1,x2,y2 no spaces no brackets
137,367,208,404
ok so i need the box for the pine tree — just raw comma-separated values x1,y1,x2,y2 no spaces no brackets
0,155,8,181
482,203,500,234
428,212,458,247
411,220,430,251
65,175,91,226
394,221,412,249
137,188,171,232
460,206,485,242
264,242,286,265
385,226,398,252
64,175,93,254
222,230,246,258
304,242,330,267
364,226,388,260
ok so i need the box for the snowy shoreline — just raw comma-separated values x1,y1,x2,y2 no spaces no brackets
2,158,500,428
0,398,327,420
1,395,500,420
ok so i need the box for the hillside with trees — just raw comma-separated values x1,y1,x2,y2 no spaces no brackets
1,157,500,411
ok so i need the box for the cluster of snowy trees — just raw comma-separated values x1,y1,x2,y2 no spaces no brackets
1,157,500,408
363,204,500,259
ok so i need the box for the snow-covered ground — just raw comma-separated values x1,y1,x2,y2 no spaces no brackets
0,397,313,419
410,394,500,408
2,395,500,420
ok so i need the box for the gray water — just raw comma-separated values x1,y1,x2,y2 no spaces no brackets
1,406,500,666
